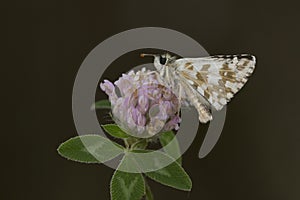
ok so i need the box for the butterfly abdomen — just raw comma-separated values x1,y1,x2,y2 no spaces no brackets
182,81,212,123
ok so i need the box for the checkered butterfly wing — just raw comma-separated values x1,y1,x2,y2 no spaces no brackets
175,54,256,111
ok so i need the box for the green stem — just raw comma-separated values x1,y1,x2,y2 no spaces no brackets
130,139,147,150
144,178,154,200
124,138,130,149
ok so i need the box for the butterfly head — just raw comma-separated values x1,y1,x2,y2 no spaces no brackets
140,53,176,71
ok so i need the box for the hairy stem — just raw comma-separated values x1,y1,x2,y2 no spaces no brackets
144,177,154,200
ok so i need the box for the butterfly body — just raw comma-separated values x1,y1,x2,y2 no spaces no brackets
141,53,256,123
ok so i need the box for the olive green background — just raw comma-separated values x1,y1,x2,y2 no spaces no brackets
11,0,300,200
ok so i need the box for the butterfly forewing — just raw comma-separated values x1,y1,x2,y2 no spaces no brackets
174,54,256,111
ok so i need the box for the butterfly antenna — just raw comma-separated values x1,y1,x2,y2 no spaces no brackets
140,53,156,58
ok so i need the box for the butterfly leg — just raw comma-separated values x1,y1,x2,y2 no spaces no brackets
165,66,170,85
178,82,182,105
145,70,158,76
145,70,166,85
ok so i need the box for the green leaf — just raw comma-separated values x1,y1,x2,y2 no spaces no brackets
92,99,111,109
118,150,192,191
146,162,192,191
102,124,129,139
57,134,124,163
159,131,182,165
110,157,145,200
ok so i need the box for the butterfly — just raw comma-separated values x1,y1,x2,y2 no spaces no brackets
140,53,256,123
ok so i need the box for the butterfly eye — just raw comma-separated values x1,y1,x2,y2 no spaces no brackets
159,55,167,65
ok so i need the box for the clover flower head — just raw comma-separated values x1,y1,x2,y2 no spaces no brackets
100,68,181,137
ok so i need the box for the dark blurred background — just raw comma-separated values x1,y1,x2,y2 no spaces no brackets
10,0,300,199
